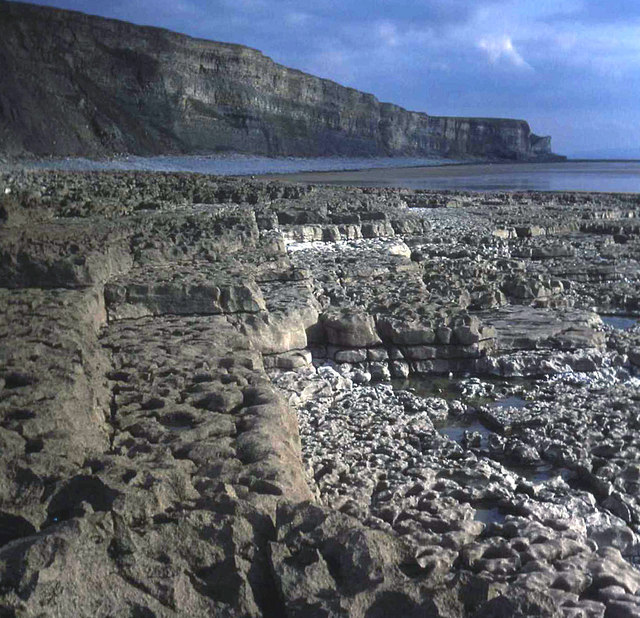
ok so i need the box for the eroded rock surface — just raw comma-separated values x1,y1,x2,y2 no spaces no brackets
1,170,640,616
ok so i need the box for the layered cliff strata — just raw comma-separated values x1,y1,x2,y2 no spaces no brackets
0,1,557,160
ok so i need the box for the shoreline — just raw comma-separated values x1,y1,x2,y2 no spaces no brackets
0,152,564,176
0,152,470,174
4,156,639,194
263,160,640,194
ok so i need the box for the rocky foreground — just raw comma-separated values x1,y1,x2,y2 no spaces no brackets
1,170,640,617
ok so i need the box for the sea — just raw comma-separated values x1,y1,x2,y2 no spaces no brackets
10,155,640,193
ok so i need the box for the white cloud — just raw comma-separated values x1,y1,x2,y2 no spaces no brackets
285,11,311,26
478,35,533,70
376,21,399,47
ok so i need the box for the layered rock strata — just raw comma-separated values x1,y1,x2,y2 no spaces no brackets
0,1,557,160
1,171,640,616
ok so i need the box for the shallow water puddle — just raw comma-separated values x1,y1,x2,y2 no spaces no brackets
436,395,528,445
391,377,571,484
391,376,464,400
392,376,531,446
507,462,561,483
392,375,537,406
473,506,507,525
489,395,527,410
601,315,638,330
435,417,493,445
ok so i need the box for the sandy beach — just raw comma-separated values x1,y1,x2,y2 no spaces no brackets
266,160,640,193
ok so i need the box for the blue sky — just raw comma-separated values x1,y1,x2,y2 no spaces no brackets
18,0,640,156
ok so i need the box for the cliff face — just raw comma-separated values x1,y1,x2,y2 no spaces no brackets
0,1,556,160
427,117,541,159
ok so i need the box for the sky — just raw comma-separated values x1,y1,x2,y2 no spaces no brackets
16,0,640,157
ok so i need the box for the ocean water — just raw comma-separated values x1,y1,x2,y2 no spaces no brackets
600,315,638,330
273,160,640,193
418,160,640,192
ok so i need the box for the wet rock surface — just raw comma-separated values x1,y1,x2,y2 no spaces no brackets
1,170,640,616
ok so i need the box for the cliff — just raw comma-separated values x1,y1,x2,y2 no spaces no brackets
0,1,558,160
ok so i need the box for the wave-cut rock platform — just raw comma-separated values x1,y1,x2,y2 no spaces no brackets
1,170,640,617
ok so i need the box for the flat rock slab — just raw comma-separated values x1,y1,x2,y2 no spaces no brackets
102,314,313,510
478,306,605,352
0,287,112,525
105,264,267,319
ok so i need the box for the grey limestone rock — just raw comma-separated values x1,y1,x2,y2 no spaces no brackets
2,172,640,616
0,3,558,160
321,309,383,348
